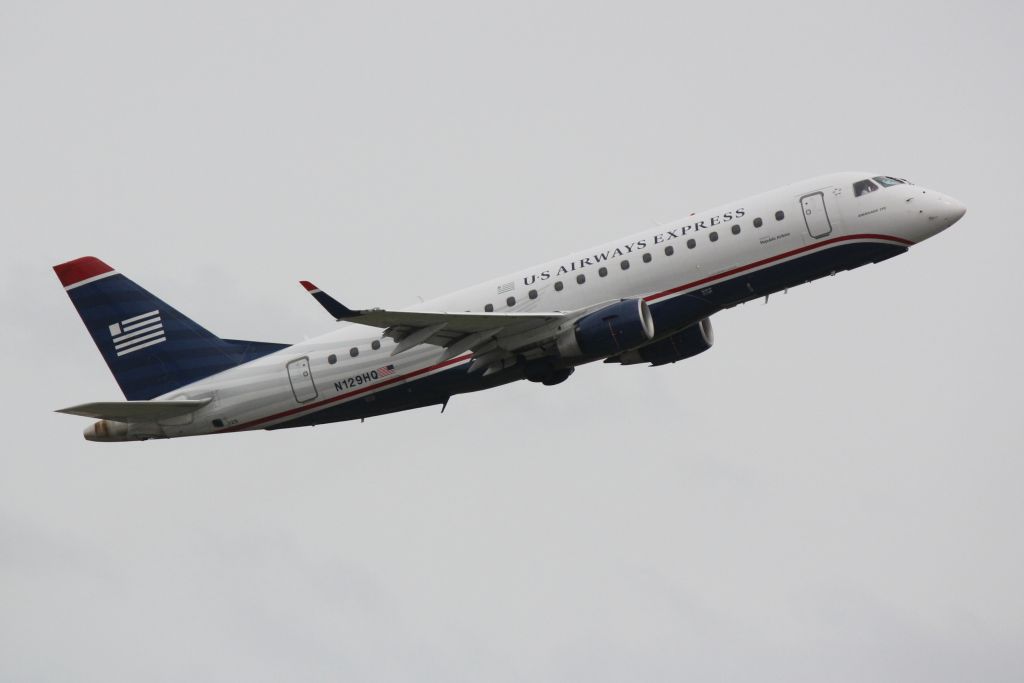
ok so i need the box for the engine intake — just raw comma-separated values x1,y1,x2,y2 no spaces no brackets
615,317,714,366
557,299,655,359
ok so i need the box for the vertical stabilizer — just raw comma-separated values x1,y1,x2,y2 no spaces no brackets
54,256,287,400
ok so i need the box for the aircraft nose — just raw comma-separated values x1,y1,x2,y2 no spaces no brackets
927,193,966,230
903,188,966,242
945,197,967,225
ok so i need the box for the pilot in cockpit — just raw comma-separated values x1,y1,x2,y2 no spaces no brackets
854,175,908,197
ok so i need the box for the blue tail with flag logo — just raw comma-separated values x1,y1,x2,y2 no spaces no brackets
54,256,288,400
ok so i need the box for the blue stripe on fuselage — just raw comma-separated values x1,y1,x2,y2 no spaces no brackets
265,240,907,430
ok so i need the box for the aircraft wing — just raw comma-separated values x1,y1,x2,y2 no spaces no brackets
300,280,604,373
56,399,211,423
323,307,564,334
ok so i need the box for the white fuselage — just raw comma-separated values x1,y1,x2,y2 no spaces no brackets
98,172,965,440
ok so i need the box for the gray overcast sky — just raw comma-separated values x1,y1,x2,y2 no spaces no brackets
2,0,1022,680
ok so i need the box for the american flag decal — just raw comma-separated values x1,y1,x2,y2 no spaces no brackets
496,281,514,294
376,364,396,377
108,310,166,357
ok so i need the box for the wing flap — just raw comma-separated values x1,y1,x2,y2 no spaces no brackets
56,399,212,423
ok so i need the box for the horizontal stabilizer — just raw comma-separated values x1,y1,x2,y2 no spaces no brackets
56,399,211,423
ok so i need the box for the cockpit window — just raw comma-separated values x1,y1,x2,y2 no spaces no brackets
853,179,879,197
874,176,905,187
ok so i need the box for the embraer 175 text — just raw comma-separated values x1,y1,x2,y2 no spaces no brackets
54,173,965,441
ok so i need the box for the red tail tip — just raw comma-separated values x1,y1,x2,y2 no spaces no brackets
53,256,115,288
299,280,318,292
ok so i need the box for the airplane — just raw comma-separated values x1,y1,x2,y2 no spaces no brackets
53,172,966,442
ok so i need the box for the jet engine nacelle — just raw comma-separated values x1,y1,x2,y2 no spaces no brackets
556,299,655,359
615,317,714,366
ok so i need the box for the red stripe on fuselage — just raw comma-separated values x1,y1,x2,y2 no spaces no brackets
645,233,913,303
222,353,473,432
222,233,911,433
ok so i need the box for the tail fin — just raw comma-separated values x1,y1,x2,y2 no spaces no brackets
54,256,288,400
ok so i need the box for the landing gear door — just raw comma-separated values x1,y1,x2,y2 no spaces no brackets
287,357,318,403
800,192,833,238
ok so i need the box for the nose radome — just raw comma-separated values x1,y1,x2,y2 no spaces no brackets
949,198,967,223
940,196,967,227
901,188,965,242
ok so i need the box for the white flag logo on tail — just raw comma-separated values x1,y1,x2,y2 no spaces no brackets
108,310,166,356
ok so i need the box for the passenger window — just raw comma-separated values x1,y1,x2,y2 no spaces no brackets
687,238,696,249
731,224,741,235
775,210,785,221
709,231,719,242
328,354,337,364
621,260,630,270
664,245,674,256
506,296,516,307
350,347,359,357
554,281,564,291
484,303,494,312
854,179,879,196
576,274,586,284
753,217,763,228
528,289,538,299
598,266,608,277
371,340,381,350
642,253,652,263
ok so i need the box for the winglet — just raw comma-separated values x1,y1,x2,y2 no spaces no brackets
300,281,358,320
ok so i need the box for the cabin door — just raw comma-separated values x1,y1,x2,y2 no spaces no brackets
286,357,318,403
800,192,833,238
